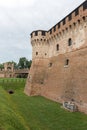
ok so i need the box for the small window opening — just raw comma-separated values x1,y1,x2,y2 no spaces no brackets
59,32,61,36
44,39,46,41
69,25,72,29
78,20,80,24
66,28,68,32
49,63,52,67
56,44,59,51
68,38,72,46
73,22,76,27
83,17,85,21
62,30,64,34
65,59,69,66
41,81,44,84
36,52,38,55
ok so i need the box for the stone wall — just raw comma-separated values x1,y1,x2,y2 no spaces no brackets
0,63,29,78
0,72,4,78
25,1,87,114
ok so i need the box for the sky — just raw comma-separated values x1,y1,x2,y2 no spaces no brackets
0,0,85,63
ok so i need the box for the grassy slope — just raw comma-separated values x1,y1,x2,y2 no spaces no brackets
0,78,87,130
0,79,30,130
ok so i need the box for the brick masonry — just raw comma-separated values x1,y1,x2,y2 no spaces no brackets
0,62,29,78
24,1,87,114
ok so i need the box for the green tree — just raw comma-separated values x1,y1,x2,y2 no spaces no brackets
28,60,32,68
18,57,32,69
0,63,4,70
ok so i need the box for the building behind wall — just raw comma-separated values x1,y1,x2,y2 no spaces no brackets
24,1,87,114
0,62,29,78
0,62,14,78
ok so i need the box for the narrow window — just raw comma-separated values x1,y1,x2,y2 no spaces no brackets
73,22,76,27
69,25,72,29
68,38,72,46
66,28,68,32
56,44,59,51
36,52,38,55
65,59,69,66
78,20,80,24
83,16,85,21
49,63,52,67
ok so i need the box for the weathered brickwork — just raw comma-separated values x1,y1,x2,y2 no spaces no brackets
0,63,14,78
0,62,29,78
25,1,87,113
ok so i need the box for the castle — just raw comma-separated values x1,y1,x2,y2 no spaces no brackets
25,1,87,113
0,62,29,78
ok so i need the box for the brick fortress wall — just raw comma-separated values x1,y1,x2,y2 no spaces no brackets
24,1,87,113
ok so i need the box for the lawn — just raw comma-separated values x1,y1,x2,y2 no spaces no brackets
0,78,87,130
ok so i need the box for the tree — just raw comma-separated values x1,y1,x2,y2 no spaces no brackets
28,60,32,68
18,57,32,69
0,63,4,70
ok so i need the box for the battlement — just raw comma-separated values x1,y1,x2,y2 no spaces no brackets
48,0,87,36
30,1,87,59
31,30,48,44
31,1,87,41
31,30,47,37
25,1,87,114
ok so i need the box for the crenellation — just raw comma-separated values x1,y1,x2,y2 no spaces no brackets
30,1,87,60
25,1,87,114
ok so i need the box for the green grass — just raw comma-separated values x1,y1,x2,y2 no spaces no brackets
0,78,87,130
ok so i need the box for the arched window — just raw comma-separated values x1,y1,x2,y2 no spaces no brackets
68,38,72,46
56,44,59,51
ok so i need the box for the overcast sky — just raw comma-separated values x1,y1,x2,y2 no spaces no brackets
0,0,85,63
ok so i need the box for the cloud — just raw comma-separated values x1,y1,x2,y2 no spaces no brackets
0,0,36,7
0,0,85,63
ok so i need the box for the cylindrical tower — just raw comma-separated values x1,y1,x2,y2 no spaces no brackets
30,30,49,60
